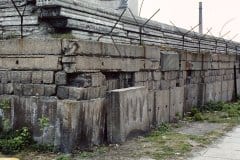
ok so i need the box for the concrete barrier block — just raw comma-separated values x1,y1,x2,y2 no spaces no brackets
107,86,149,143
227,80,234,101
214,82,222,101
154,89,170,124
147,91,155,126
205,83,214,102
170,87,184,122
57,98,105,152
184,84,199,112
221,81,228,101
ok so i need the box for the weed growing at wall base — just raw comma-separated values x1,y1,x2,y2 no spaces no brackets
0,127,32,154
188,101,240,124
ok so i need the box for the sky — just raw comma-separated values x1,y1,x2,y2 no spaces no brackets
139,0,240,42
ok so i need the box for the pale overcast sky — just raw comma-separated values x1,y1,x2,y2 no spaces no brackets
139,0,240,42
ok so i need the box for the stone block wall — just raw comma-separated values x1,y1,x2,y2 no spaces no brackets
0,38,240,152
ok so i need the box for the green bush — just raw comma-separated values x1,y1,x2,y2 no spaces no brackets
202,101,224,112
157,123,170,134
190,107,199,117
193,113,204,121
0,127,32,154
56,155,72,160
31,143,54,152
227,109,239,117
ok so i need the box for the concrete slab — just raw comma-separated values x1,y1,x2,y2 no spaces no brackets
107,86,150,143
170,87,184,122
154,90,170,124
161,51,179,71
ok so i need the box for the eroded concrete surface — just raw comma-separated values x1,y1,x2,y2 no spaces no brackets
190,126,240,160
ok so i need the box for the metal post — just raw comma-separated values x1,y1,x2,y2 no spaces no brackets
199,2,203,34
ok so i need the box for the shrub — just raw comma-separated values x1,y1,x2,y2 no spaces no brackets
193,113,204,121
0,127,32,154
202,101,224,112
157,123,170,134
190,107,199,117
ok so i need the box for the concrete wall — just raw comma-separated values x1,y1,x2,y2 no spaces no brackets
0,38,240,152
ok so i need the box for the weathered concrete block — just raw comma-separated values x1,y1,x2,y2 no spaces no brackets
170,87,184,122
68,86,106,100
0,71,8,83
21,71,32,84
0,84,3,95
214,81,222,101
205,83,214,102
144,46,161,60
57,86,69,99
63,39,102,56
0,55,61,70
55,72,67,85
155,90,170,124
153,71,161,81
221,81,228,101
11,71,21,83
102,43,144,58
12,96,58,146
23,84,34,96
57,98,106,152
75,56,145,72
161,51,179,71
0,39,62,55
147,91,155,126
227,80,234,101
106,79,119,91
13,84,22,95
3,83,14,94
134,72,151,82
160,80,170,90
32,71,43,84
107,86,150,143
43,71,54,84
44,85,56,96
33,85,45,96
184,84,199,112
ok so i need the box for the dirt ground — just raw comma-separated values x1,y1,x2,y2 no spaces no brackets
0,121,232,160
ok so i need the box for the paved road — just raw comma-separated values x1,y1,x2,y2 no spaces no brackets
191,126,240,160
